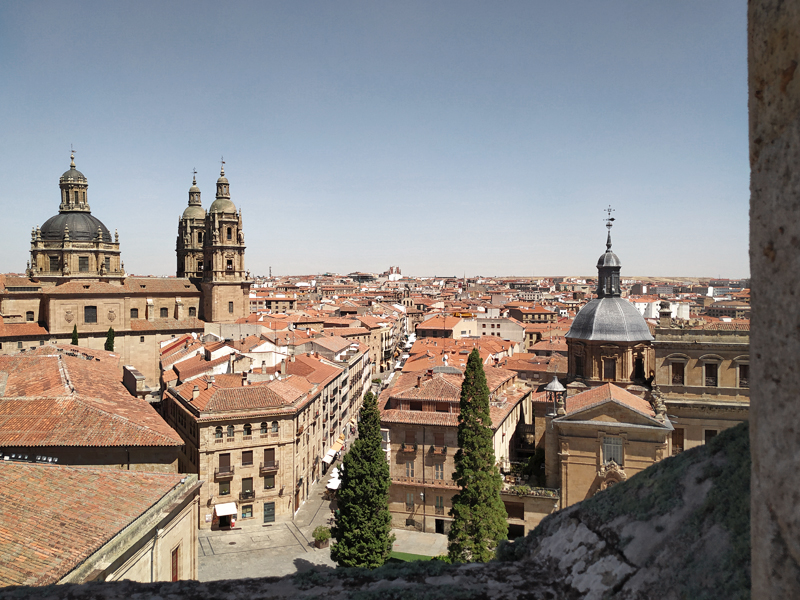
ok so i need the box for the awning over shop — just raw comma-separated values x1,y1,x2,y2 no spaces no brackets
214,502,237,517
327,479,341,490
331,440,344,453
322,449,336,464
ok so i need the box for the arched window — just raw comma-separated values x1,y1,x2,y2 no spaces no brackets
271,421,279,433
243,423,252,436
227,227,232,240
160,307,169,318
260,422,268,435
227,425,235,438
215,426,223,439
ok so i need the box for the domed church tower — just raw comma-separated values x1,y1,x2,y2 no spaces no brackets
176,171,206,280
565,211,654,390
199,160,252,322
27,151,123,283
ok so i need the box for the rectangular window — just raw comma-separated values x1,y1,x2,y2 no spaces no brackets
704,430,718,444
672,428,684,455
671,362,685,385
130,308,139,319
227,259,233,271
104,257,110,272
79,256,89,272
434,432,445,447
575,355,584,377
160,307,169,318
264,448,275,467
264,475,275,490
189,306,197,317
219,453,230,470
739,364,749,388
49,256,59,272
26,311,34,322
242,450,253,466
406,461,414,478
406,492,414,510
602,358,616,381
219,481,230,496
242,477,253,492
434,463,444,480
171,545,180,582
228,301,234,313
84,306,97,324
405,430,415,444
140,336,145,343
264,501,275,523
602,436,623,465
705,363,718,387
241,505,253,519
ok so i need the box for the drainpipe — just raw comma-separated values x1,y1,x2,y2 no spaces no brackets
150,528,162,582
422,426,426,533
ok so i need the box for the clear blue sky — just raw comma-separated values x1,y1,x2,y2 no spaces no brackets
0,1,749,279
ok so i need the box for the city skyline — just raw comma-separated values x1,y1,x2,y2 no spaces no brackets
0,2,749,278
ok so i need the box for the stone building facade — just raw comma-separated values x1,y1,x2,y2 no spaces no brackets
379,367,545,535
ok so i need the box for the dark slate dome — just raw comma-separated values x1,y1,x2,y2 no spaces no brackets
566,297,653,342
597,249,621,268
40,212,112,242
59,167,87,183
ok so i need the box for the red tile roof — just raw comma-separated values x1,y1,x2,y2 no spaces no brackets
0,346,182,447
565,383,656,419
0,462,186,586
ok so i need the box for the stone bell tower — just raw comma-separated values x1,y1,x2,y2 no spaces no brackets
199,160,252,322
176,171,206,280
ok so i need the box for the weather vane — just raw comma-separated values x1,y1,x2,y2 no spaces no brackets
604,205,615,230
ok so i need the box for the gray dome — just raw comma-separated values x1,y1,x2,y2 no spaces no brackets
40,212,112,242
182,205,206,219
60,167,87,183
566,297,653,342
209,197,236,213
597,250,621,268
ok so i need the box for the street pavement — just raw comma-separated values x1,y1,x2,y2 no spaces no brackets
199,452,448,580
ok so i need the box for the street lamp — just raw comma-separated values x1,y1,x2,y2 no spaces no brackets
544,376,566,416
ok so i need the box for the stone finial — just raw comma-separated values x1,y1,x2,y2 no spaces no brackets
115,229,119,243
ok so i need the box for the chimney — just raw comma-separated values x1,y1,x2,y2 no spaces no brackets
281,359,286,376
192,385,200,400
242,372,248,386
206,378,212,390
291,354,296,362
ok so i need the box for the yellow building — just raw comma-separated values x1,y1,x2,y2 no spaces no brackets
545,383,672,509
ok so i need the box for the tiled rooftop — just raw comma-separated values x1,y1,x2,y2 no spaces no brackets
0,462,186,586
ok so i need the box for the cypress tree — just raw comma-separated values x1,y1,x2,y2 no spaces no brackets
71,325,78,346
104,327,115,351
448,348,508,563
331,391,394,568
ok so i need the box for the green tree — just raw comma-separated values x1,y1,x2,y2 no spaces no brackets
448,349,508,563
331,391,394,568
104,327,115,351
71,325,78,346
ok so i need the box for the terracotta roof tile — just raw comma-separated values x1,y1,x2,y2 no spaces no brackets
0,462,186,586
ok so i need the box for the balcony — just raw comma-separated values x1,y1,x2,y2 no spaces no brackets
435,506,445,515
214,465,235,480
239,490,255,500
399,442,417,453
259,460,279,475
429,445,448,456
